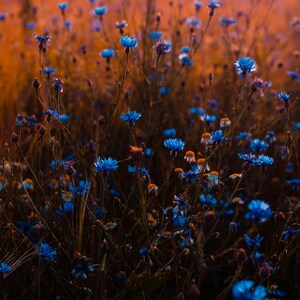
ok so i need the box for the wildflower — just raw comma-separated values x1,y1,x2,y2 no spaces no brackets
164,138,185,151
250,139,269,153
179,169,199,183
53,77,64,93
294,122,300,131
256,155,274,166
34,33,51,52
194,1,203,11
42,67,56,76
155,40,172,56
220,117,231,127
0,263,11,274
181,46,190,53
208,171,220,186
235,57,256,78
103,221,118,231
211,130,225,142
27,22,36,29
159,87,171,96
120,111,141,126
58,2,68,11
266,285,285,298
127,165,148,175
184,151,196,163
208,0,220,16
71,258,94,280
245,200,272,223
163,128,177,138
264,131,276,143
282,227,300,240
65,20,72,28
174,196,190,211
197,158,210,172
179,53,193,67
232,280,267,300
120,35,138,49
244,234,264,248
287,71,300,81
238,153,260,167
93,157,118,173
94,7,107,16
100,49,115,58
186,16,201,28
57,202,74,216
219,17,237,27
139,247,150,256
237,132,252,141
38,243,57,263
0,13,7,21
278,92,291,109
150,31,162,39
199,194,217,206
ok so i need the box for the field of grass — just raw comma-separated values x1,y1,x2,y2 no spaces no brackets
0,0,299,299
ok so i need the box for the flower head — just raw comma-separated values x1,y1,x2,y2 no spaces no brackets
232,280,267,300
199,194,217,206
120,35,138,49
100,49,115,58
235,57,256,78
244,234,264,248
0,262,11,274
58,2,68,11
120,111,141,125
250,139,269,153
256,155,274,166
38,243,57,263
94,157,118,173
220,17,237,27
211,130,225,142
71,258,94,280
94,7,107,15
42,67,56,75
164,138,185,151
155,40,172,55
278,92,291,108
245,200,272,223
53,77,64,93
150,31,162,40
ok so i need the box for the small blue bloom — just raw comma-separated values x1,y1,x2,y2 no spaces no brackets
211,130,225,142
58,2,68,10
208,0,221,10
286,178,300,189
155,40,172,55
164,138,185,151
181,46,190,53
120,35,138,48
0,262,11,274
71,260,94,280
94,7,107,15
57,202,74,216
245,200,272,223
0,13,7,21
282,227,300,240
278,92,290,104
190,107,205,116
250,139,269,153
237,132,252,140
186,16,201,28
26,22,36,29
232,280,267,300
145,148,152,156
199,194,217,206
202,114,217,123
244,234,264,248
34,33,51,43
163,128,177,138
256,155,274,166
194,1,203,10
139,247,150,256
235,57,256,78
150,31,162,39
94,157,118,173
287,71,300,81
159,87,171,96
64,20,72,28
238,153,260,167
127,165,148,175
179,169,199,183
220,17,237,26
100,49,115,58
42,67,56,75
179,53,193,67
38,243,57,263
120,111,141,125
294,122,300,131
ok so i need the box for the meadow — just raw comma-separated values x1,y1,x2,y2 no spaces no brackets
0,0,299,299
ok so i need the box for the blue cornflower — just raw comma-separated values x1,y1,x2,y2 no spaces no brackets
237,132,252,140
238,153,260,167
244,234,264,248
127,165,148,175
139,247,150,256
256,155,274,166
199,194,217,206
282,227,300,240
286,178,300,189
150,31,162,39
0,13,7,21
287,71,300,81
163,128,177,138
220,17,237,26
245,200,272,223
208,0,221,14
65,20,72,28
94,7,107,15
179,53,193,67
250,139,269,153
202,114,217,123
211,130,225,142
120,111,141,125
181,46,190,53
42,67,56,75
232,280,267,300
264,131,276,143
93,157,118,173
163,208,186,227
145,148,152,156
38,243,57,263
69,180,91,196
164,138,185,151
186,16,201,28
194,1,203,10
179,169,199,183
57,202,74,216
0,262,11,274
235,57,256,78
155,40,172,55
159,87,171,96
294,122,300,131
34,33,51,43
27,22,36,29
120,35,138,49
278,92,291,108
71,260,94,280
58,2,68,10
190,107,205,116
100,49,115,58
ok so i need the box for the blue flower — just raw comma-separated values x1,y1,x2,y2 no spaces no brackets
179,54,193,67
286,178,300,189
211,130,225,142
58,2,68,10
199,194,217,206
139,247,150,256
120,35,138,48
150,31,162,39
155,40,172,55
57,202,74,216
163,128,177,138
190,107,205,116
164,138,185,151
220,17,237,26
237,132,252,140
71,260,94,280
100,49,115,58
282,227,300,240
256,155,274,166
94,157,118,173
235,57,256,78
181,46,190,53
238,153,260,167
194,1,203,10
278,92,290,105
244,234,264,248
186,16,201,28
159,87,171,96
38,243,57,263
250,139,269,153
232,280,267,300
34,33,51,43
245,200,272,223
0,13,7,21
208,0,221,10
42,67,56,75
65,20,72,28
0,262,11,274
294,122,300,131
179,169,199,183
94,7,107,15
127,165,148,175
120,111,141,125
287,71,300,81
26,22,36,29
